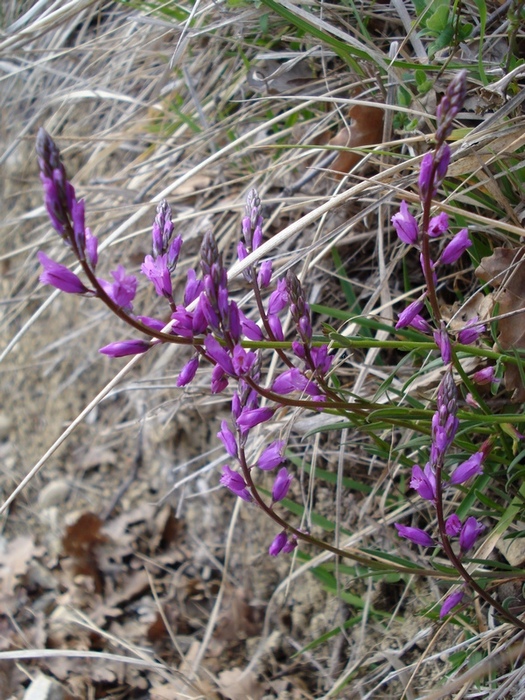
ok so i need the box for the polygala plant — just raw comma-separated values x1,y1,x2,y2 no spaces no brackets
35,70,525,631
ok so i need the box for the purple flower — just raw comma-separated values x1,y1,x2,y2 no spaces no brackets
218,420,238,458
237,407,274,433
177,356,199,387
433,323,452,363
395,524,435,547
199,290,219,330
292,341,305,360
184,269,203,306
272,467,293,502
85,228,98,269
282,534,298,553
36,129,78,238
267,279,289,315
258,441,286,470
298,315,312,341
71,198,85,252
458,318,485,345
440,229,471,265
167,235,183,270
136,315,166,332
391,201,419,245
418,152,435,200
440,590,464,618
396,299,425,329
191,296,209,335
99,339,150,357
310,346,333,375
430,369,459,466
211,364,229,394
38,252,90,295
434,144,451,186
241,315,263,341
449,452,484,485
237,241,248,262
228,301,241,343
220,465,252,502
445,514,462,536
151,200,175,257
269,531,288,556
171,305,195,338
40,176,67,234
98,265,137,310
232,345,257,376
428,212,449,238
268,313,284,341
459,516,485,552
409,315,432,333
410,463,436,501
204,335,234,376
258,260,273,288
141,254,173,298
472,366,499,386
419,146,451,200
272,368,319,396
269,531,298,556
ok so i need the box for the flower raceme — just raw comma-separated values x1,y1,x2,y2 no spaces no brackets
36,134,329,557
392,72,499,622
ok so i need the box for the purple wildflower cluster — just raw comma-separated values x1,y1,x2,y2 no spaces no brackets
391,72,492,619
36,71,514,626
36,129,334,557
392,70,486,352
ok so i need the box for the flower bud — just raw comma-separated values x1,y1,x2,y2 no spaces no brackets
272,467,293,502
449,452,484,485
395,524,434,547
440,228,471,265
440,590,464,618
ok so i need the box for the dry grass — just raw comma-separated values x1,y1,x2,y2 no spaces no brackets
1,0,524,697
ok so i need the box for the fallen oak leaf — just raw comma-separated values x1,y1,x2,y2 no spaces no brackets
0,535,43,598
62,512,108,594
329,104,384,177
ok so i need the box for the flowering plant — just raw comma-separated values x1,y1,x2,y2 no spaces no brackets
33,69,525,631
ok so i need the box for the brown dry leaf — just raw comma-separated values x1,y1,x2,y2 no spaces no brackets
475,247,525,401
62,512,109,593
329,104,384,177
218,668,264,700
441,292,492,332
0,534,43,597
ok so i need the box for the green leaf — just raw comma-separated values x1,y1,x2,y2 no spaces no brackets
459,22,473,41
428,25,454,55
426,4,450,32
